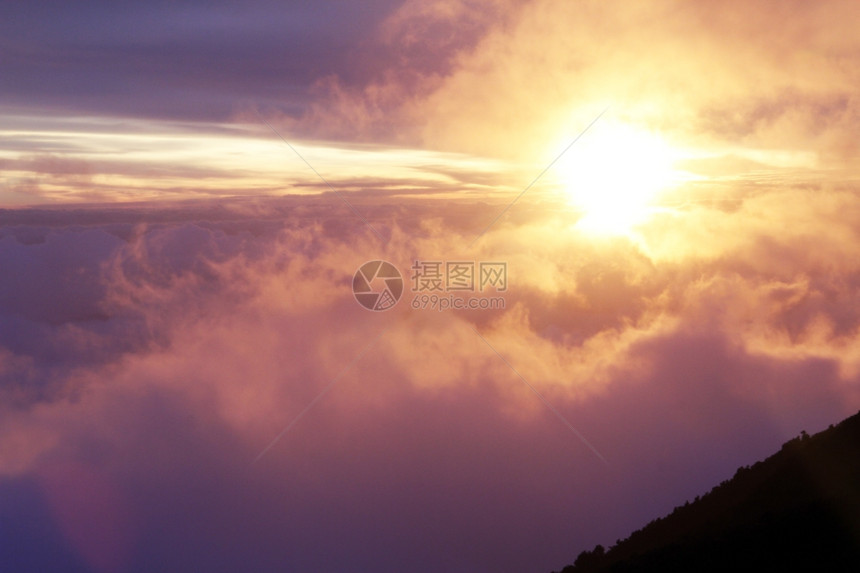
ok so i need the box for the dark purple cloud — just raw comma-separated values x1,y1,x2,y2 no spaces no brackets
0,0,403,121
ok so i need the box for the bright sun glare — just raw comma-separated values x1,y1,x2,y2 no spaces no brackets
558,121,683,235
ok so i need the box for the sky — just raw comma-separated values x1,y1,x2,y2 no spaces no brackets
2,1,860,572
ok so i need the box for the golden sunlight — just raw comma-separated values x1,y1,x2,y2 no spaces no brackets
558,121,684,235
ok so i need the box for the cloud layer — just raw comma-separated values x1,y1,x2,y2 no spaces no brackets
3,1,860,572
1,185,859,572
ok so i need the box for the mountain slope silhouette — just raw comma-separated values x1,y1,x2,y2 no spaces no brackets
553,410,860,572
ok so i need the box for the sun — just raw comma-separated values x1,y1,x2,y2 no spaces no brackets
556,121,683,235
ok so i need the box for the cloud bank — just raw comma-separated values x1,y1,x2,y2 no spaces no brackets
1,184,859,572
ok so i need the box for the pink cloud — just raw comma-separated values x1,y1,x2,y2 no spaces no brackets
1,185,859,570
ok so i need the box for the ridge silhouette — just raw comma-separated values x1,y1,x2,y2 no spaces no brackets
553,410,860,572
